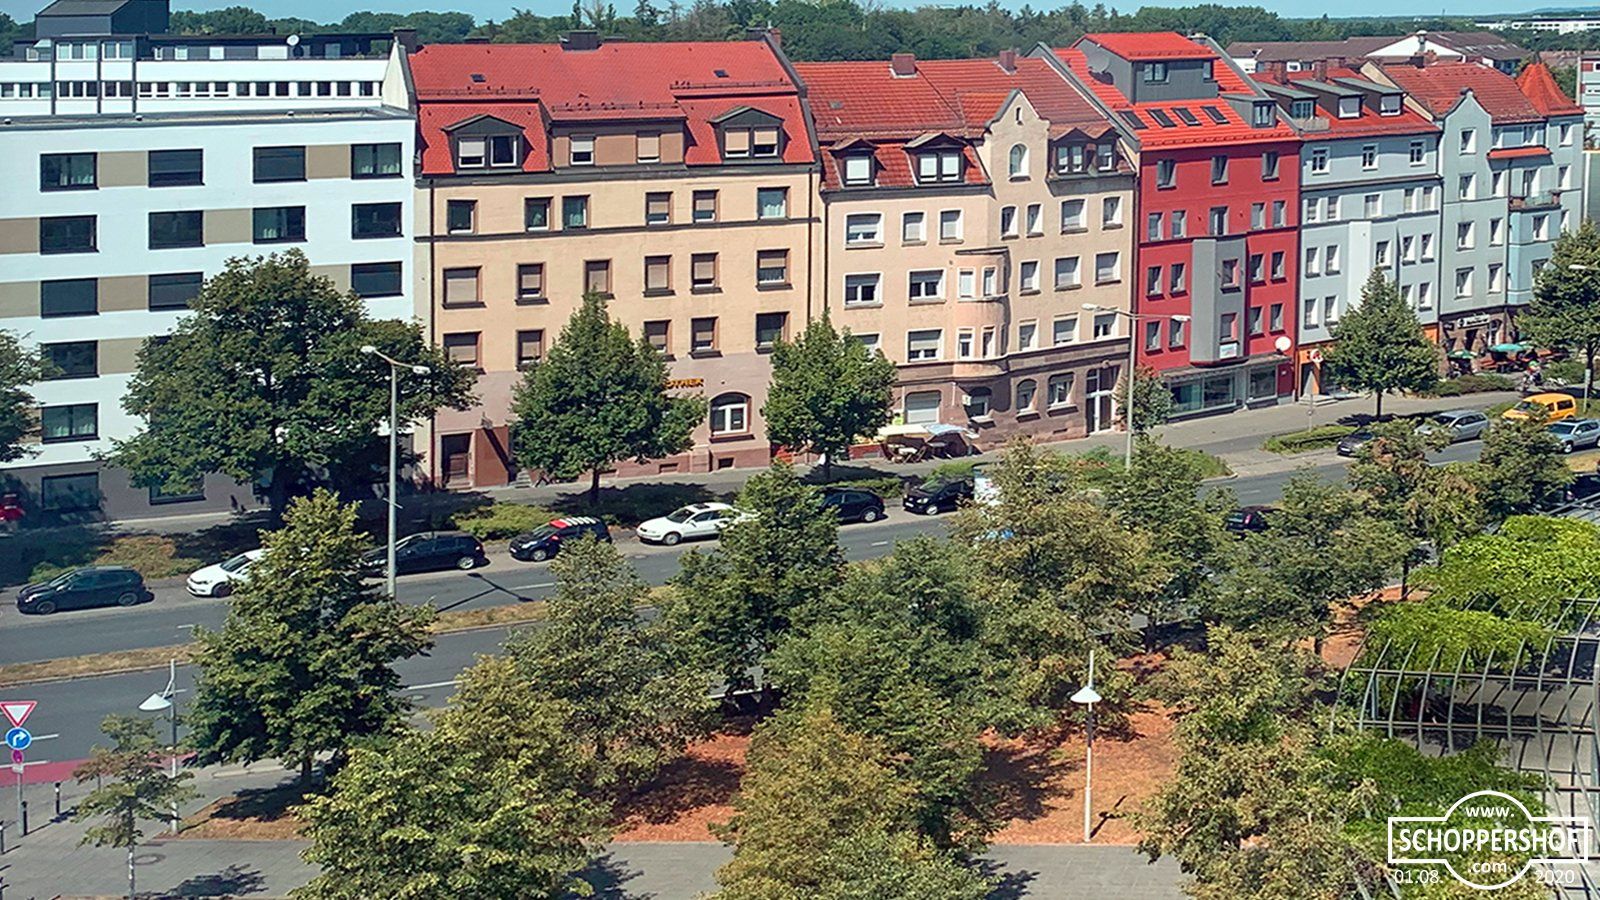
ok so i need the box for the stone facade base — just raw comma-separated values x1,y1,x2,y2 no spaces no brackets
0,460,258,524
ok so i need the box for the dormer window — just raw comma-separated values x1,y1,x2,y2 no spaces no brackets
1380,94,1401,116
1337,97,1360,119
842,154,874,187
458,135,520,169
570,136,595,166
1202,60,1215,81
916,150,963,184
1142,62,1169,84
1096,144,1115,170
724,126,781,159
1057,143,1086,174
1251,103,1275,128
1290,99,1315,119
458,137,486,168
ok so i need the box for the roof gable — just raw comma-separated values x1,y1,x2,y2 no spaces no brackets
1517,62,1584,117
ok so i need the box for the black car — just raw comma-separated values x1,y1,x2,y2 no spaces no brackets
1224,506,1273,535
509,516,612,562
1335,430,1377,457
902,476,973,515
361,531,486,575
17,566,150,615
821,488,886,524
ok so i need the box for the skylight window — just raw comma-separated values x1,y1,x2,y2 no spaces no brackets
1201,106,1228,124
1174,107,1200,126
1119,110,1148,130
470,73,485,83
714,69,729,78
1149,109,1176,128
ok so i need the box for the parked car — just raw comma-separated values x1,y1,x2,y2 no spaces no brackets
902,475,973,515
17,566,151,615
360,531,486,575
820,488,886,524
1418,409,1491,443
636,502,746,546
1503,392,1578,423
1224,506,1273,535
1547,418,1600,453
186,549,266,597
1335,430,1377,457
509,516,612,562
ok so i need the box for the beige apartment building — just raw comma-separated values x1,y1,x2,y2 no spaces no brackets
795,53,1135,444
408,32,818,487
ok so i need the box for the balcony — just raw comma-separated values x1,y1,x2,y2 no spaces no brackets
1509,190,1563,210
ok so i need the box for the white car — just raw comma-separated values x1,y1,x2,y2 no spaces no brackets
185,549,266,597
636,503,747,546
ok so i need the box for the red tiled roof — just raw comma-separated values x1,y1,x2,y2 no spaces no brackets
1256,69,1439,139
1375,62,1543,125
817,140,989,191
409,40,813,176
1517,62,1584,117
1081,32,1213,61
1487,145,1552,159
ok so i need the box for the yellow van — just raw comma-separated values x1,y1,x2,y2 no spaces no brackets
1502,392,1579,423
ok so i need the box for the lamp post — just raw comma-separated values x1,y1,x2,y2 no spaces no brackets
1082,305,1191,470
1070,650,1102,844
1568,264,1597,414
138,658,179,834
360,345,431,598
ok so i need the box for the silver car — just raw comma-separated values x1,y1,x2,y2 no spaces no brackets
1419,409,1490,443
1548,418,1600,453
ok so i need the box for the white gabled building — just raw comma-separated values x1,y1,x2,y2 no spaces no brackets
0,0,417,520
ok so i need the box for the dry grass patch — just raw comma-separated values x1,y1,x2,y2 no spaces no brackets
180,784,308,840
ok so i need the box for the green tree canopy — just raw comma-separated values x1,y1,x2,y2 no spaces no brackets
188,489,434,783
511,293,705,503
1319,270,1439,418
109,250,475,517
74,715,198,900
1523,219,1600,404
1118,364,1175,434
1477,418,1574,520
762,312,896,481
0,329,44,464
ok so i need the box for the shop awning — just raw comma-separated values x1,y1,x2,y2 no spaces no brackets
1490,343,1530,354
1447,350,1477,360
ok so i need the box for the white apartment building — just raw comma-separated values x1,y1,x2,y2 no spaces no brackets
0,1,416,520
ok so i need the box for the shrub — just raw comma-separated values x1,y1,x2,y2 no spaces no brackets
817,475,905,498
1262,424,1358,455
448,502,559,540
1427,373,1516,397
929,459,980,481
1545,359,1585,386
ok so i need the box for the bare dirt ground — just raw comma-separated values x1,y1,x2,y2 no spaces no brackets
181,784,307,840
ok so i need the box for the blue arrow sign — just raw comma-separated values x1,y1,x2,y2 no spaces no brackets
4,727,30,751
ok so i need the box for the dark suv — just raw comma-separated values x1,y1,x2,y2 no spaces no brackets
509,516,612,562
821,488,886,524
361,531,486,575
902,476,973,515
17,566,151,615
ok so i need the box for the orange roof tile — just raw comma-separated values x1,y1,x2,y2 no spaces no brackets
1081,32,1214,61
1516,62,1584,117
1375,62,1543,125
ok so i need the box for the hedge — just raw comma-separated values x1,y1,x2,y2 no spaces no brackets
1263,424,1358,455
1427,373,1516,397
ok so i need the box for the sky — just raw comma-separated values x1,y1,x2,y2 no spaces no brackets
1,0,1590,29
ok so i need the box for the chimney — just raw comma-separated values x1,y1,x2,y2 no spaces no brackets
563,30,602,51
745,26,766,41
890,52,916,77
998,48,1017,73
1312,59,1328,80
392,28,418,54
463,36,490,44
768,27,782,47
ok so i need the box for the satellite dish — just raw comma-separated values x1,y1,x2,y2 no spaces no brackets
286,34,301,47
1274,335,1292,354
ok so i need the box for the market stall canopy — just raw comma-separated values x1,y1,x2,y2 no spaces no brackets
1490,343,1531,353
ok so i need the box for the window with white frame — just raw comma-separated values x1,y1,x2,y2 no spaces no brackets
956,329,974,358
1053,316,1077,345
1490,217,1504,245
1561,122,1575,146
1304,197,1320,224
1020,260,1040,292
1061,199,1086,230
843,154,873,186
1457,221,1474,249
1459,173,1475,200
845,213,882,245
1488,263,1504,293
1305,246,1321,276
1008,143,1029,178
982,267,999,297
1000,205,1018,237
1403,187,1418,212
1418,281,1432,309
1492,170,1507,197
1535,214,1550,240
1172,209,1187,237
1094,252,1120,284
844,273,881,306
1025,203,1042,236
1325,245,1339,274
939,209,963,241
1461,128,1476,154
907,329,942,361
1455,267,1473,298
1361,144,1377,169
570,135,595,166
1092,313,1116,339
1375,240,1390,266
1364,193,1381,218
1309,147,1328,174
1101,196,1122,227
1409,140,1425,165
1401,234,1415,262
908,270,944,301
1303,295,1320,327
1048,373,1074,407
1055,256,1080,289
709,393,749,435
1018,321,1037,350
1420,232,1434,260
1560,165,1572,189
958,269,976,299
1017,379,1038,412
1323,295,1338,324
902,211,926,243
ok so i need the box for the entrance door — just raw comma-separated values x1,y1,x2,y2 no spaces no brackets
1085,367,1115,433
440,434,471,486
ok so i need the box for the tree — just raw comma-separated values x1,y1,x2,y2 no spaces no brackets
1419,515,1600,622
1117,364,1174,434
762,312,896,481
712,706,990,900
511,293,705,504
505,537,714,795
74,716,197,900
1522,220,1600,410
109,251,475,518
0,329,45,463
1346,420,1463,595
296,656,606,899
1318,270,1439,418
187,489,434,784
1478,418,1574,519
669,462,844,694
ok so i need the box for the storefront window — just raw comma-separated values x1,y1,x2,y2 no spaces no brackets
1172,375,1239,415
1202,374,1236,409
1247,368,1278,401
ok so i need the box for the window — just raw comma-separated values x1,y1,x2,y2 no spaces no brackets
1142,62,1169,83
939,210,962,241
40,153,95,191
253,206,305,244
352,142,401,179
1360,144,1377,170
1309,147,1328,174
1000,206,1018,237
646,192,672,226
253,146,305,182
1455,267,1473,298
691,317,718,353
37,277,98,317
710,393,750,434
40,403,97,442
1146,266,1162,297
1248,253,1265,284
1053,316,1078,345
1220,312,1239,345
149,211,202,249
42,341,96,379
1017,379,1038,412
1375,241,1390,266
1253,103,1276,127
693,190,718,223
1490,217,1505,246
1025,204,1042,236
1019,261,1040,293
644,256,671,293
1250,203,1264,230
351,263,401,298
757,250,789,286
570,135,595,166
1144,320,1161,351
636,132,661,164
757,187,788,220
1008,143,1029,178
443,332,480,367
1364,194,1381,218
1457,221,1474,250
446,200,476,234
1101,196,1122,227
1460,128,1476,154
957,269,976,299
902,212,926,243
517,330,545,368
1156,158,1176,188
686,254,715,291
957,329,975,359
352,202,401,239
148,149,202,187
587,259,614,295
1409,140,1425,165
907,329,942,361
1328,197,1341,221
1488,263,1504,293
1054,256,1080,289
1417,282,1433,309
491,135,521,168
1324,245,1339,274
1018,321,1038,350
1262,151,1280,180
846,213,883,245
844,274,881,306
1170,262,1188,294
40,215,96,254
1305,246,1321,277
1169,317,1187,348
1401,235,1416,263
40,472,99,512
1211,155,1229,184
1535,215,1551,241
517,263,546,302
563,196,589,229
1057,143,1088,174
1221,259,1240,289
1048,373,1074,407
1061,199,1086,230
1561,122,1575,146
1248,306,1264,336
641,321,671,355
1094,252,1119,284
1304,197,1321,224
1458,174,1475,201
143,271,202,310
1171,210,1187,238
966,388,993,419
909,270,945,300
1492,170,1507,197
843,155,874,186
1420,232,1434,260
1147,212,1164,241
443,267,481,307
1560,165,1573,190
1303,295,1320,328
524,198,550,231
1209,206,1228,236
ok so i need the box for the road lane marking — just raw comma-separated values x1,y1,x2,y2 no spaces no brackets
405,680,460,691
871,541,890,547
508,582,554,590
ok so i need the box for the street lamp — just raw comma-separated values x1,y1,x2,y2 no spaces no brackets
138,658,179,834
360,345,430,598
1567,265,1597,412
1071,650,1102,844
1082,305,1191,469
